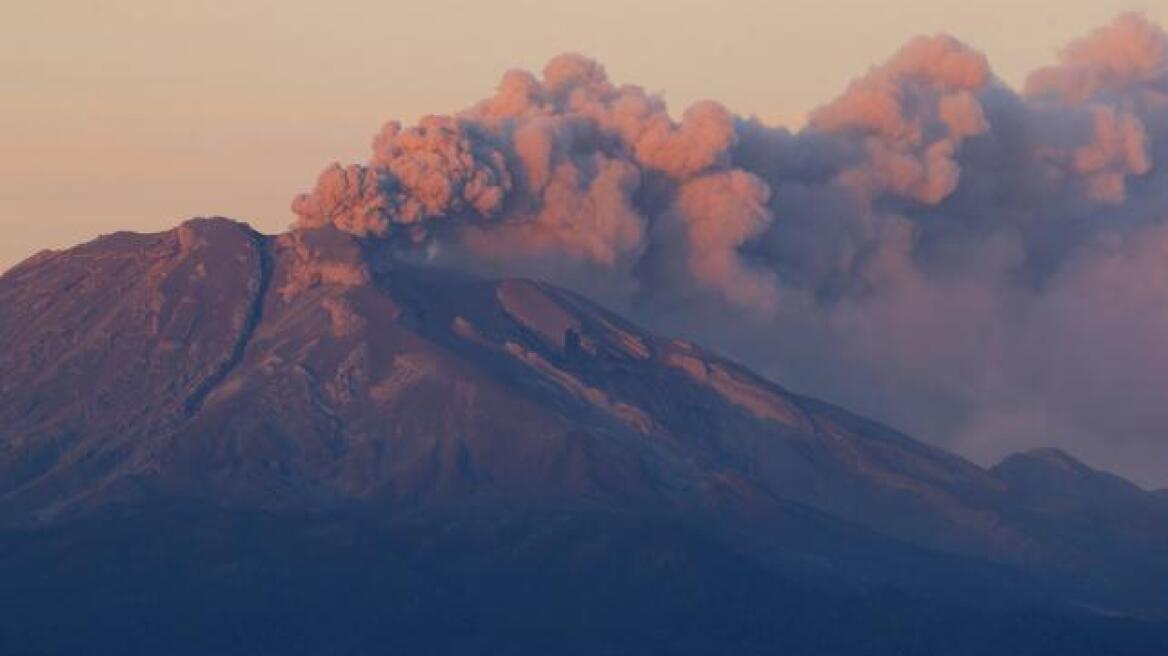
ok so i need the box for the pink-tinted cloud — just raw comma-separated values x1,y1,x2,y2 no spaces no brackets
290,13,1168,485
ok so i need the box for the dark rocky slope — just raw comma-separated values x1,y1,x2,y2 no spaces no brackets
2,218,1166,654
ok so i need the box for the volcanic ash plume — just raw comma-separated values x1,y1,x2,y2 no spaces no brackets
291,13,1168,487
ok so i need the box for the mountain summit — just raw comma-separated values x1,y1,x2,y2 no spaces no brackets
2,218,1167,655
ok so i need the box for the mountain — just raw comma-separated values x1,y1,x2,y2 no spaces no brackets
2,218,1167,655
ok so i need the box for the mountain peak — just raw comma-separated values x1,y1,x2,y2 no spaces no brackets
3,218,1167,591
0,219,1006,544
999,447,1088,472
4,217,1168,651
990,447,1150,499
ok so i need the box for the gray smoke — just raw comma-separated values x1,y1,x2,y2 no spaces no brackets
293,13,1168,487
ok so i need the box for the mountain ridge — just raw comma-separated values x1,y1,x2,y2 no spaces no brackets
2,217,1167,654
3,219,1164,548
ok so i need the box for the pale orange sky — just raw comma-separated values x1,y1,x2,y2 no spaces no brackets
2,0,1165,272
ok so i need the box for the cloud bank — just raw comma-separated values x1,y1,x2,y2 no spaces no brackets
292,13,1168,487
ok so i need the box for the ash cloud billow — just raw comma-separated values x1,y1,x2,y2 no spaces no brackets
293,13,1168,486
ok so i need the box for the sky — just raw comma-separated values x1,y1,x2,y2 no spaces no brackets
2,0,1166,272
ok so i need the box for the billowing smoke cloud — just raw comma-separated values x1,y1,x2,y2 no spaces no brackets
808,34,991,204
292,13,1168,487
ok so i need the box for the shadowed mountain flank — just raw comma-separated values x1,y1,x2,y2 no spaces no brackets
2,218,1167,655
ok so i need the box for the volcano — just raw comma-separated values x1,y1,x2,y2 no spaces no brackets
2,218,1166,655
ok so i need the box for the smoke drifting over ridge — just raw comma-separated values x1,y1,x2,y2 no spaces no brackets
293,13,1168,486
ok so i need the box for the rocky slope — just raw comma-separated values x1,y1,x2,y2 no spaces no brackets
2,218,1167,654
